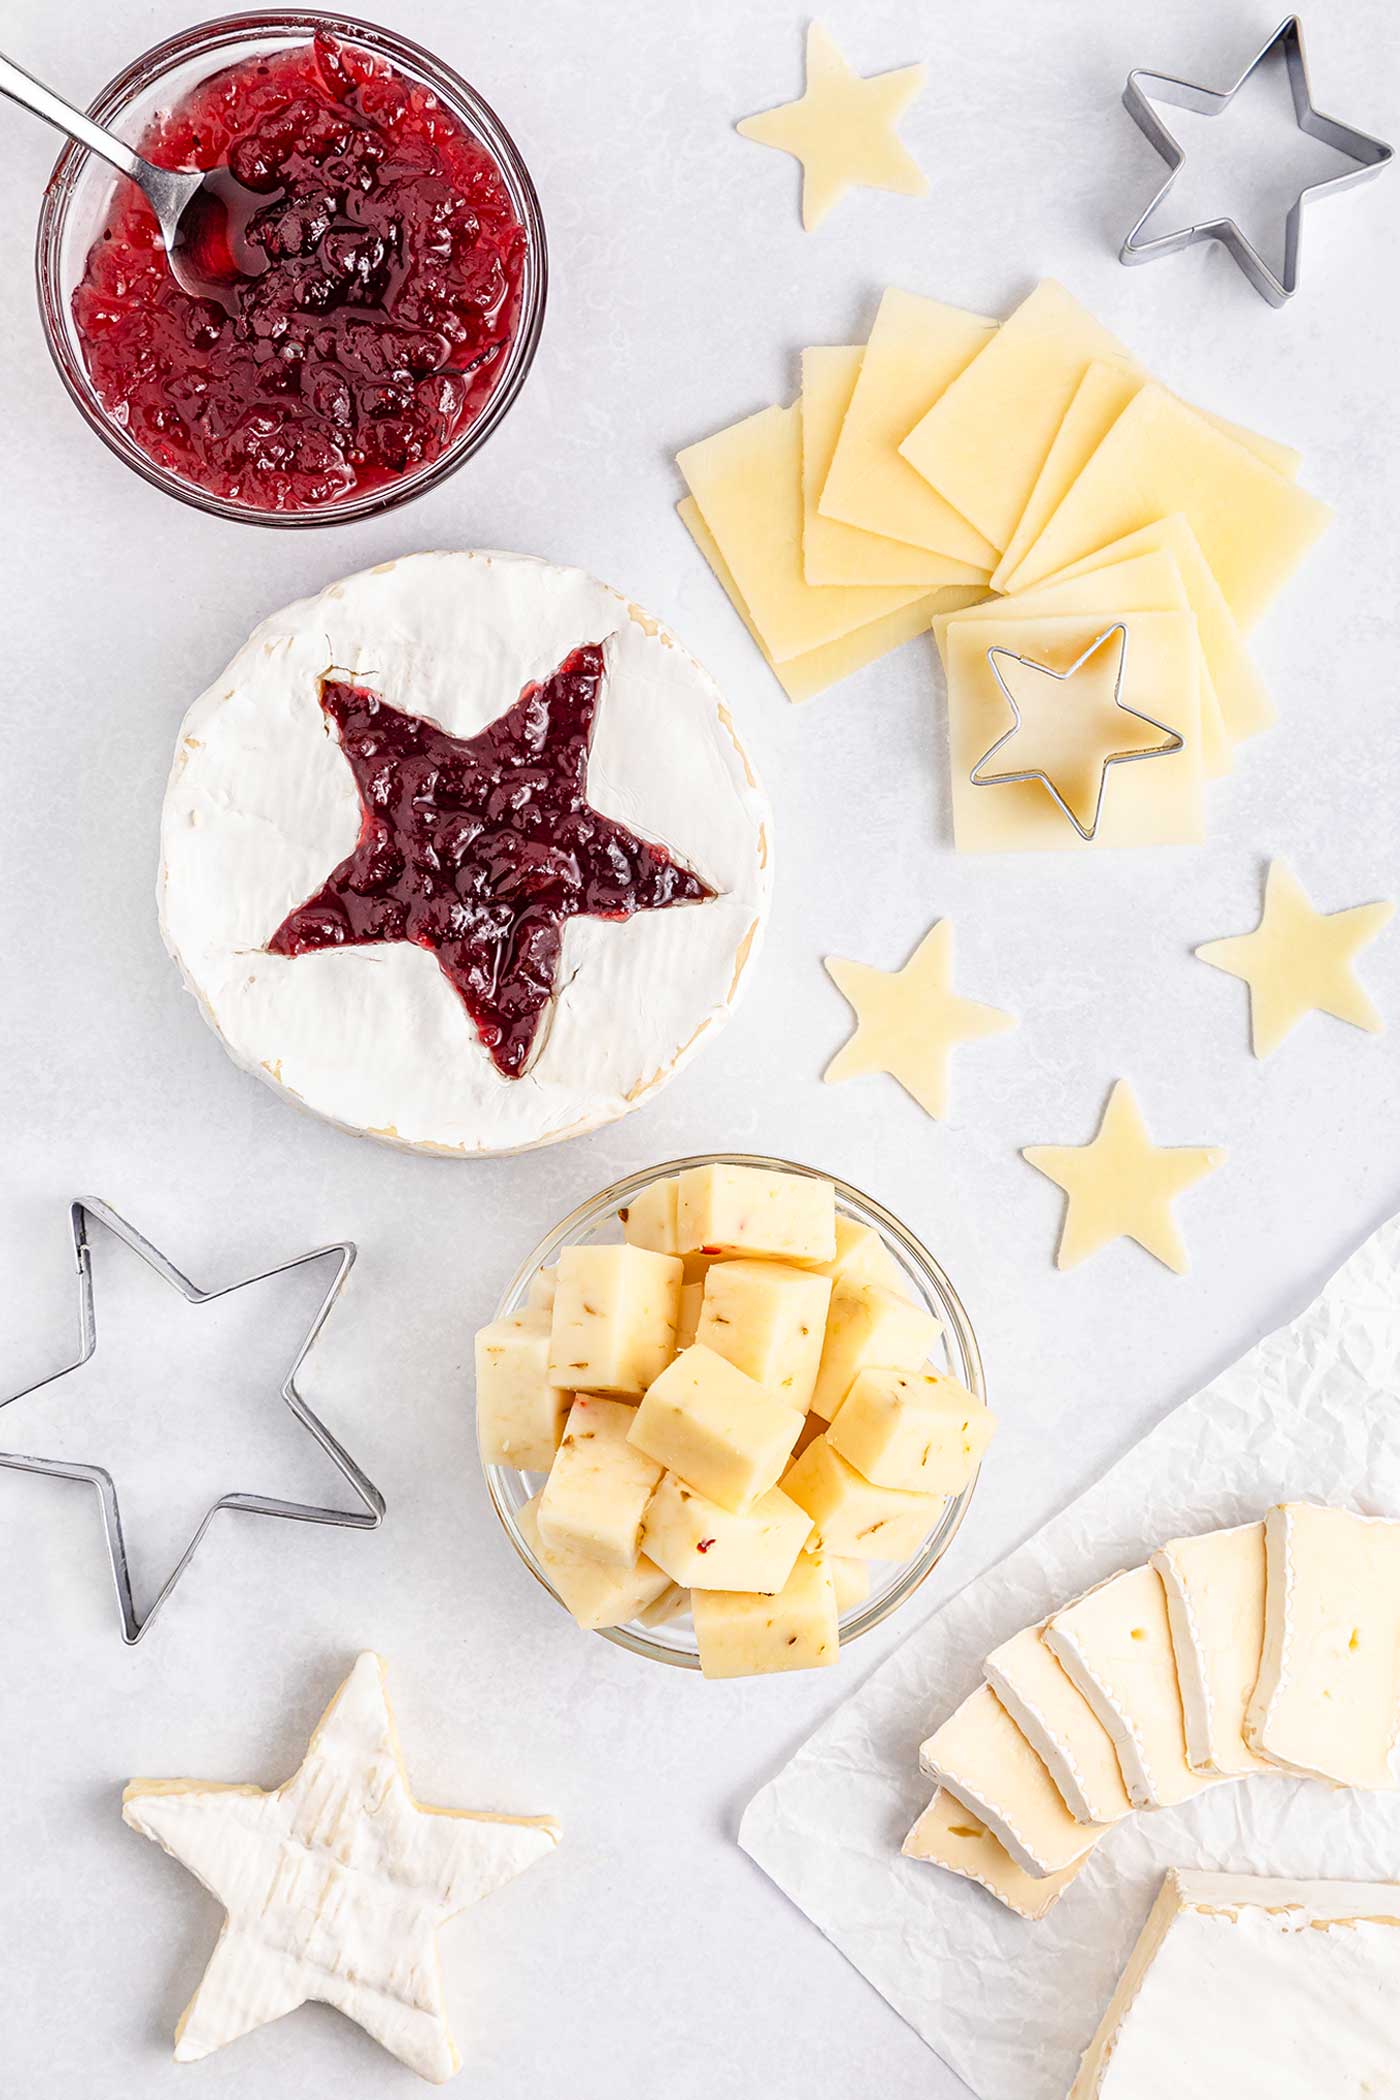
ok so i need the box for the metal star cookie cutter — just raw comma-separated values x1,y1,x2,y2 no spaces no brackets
1120,16,1393,307
0,1197,384,1645
971,623,1184,843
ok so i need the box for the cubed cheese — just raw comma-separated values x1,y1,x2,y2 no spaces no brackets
675,1280,704,1351
474,1314,570,1473
826,1367,996,1494
676,1162,837,1263
525,1265,557,1315
627,1344,804,1513
807,1215,913,1298
805,1550,870,1616
782,1434,944,1560
696,1259,831,1408
548,1243,682,1397
620,1176,678,1254
809,1279,941,1422
692,1554,839,1678
636,1581,690,1629
537,1398,662,1569
641,1473,812,1590
517,1496,671,1632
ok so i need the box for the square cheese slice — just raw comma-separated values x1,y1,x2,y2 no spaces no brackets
1026,515,1274,744
817,289,999,566
1151,1522,1274,1776
537,1397,662,1570
943,612,1204,854
918,1683,1109,1877
899,279,1134,554
517,1495,671,1633
677,404,931,662
1008,384,1332,629
801,347,987,587
1070,1868,1400,2100
991,358,1301,594
628,1344,804,1514
932,548,1230,778
1245,1502,1400,1788
983,1623,1133,1825
676,496,984,705
903,1788,1090,1919
1045,1565,1216,1810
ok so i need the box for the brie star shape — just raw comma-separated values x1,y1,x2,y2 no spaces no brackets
823,920,1015,1119
123,1654,560,2084
737,21,927,231
1023,1078,1224,1274
1196,858,1394,1058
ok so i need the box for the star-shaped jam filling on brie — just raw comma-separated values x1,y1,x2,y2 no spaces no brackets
268,643,716,1079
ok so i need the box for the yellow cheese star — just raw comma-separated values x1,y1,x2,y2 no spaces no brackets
823,920,1015,1119
1196,859,1393,1058
737,22,928,232
1023,1080,1224,1274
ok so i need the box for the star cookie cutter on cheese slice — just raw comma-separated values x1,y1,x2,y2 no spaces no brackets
1120,15,1393,308
0,1197,382,1644
972,623,1184,841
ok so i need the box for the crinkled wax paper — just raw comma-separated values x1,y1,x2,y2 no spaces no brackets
740,1213,1400,2100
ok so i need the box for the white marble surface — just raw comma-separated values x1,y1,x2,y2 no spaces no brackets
0,2,1396,2095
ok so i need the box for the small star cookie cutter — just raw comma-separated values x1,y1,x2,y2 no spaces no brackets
1120,16,1393,307
970,623,1184,843
0,1197,384,1645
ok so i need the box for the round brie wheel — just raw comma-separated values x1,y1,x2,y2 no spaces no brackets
158,551,771,1155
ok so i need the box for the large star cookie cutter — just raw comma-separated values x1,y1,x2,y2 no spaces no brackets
1120,15,1392,307
971,623,1184,843
0,1197,384,1644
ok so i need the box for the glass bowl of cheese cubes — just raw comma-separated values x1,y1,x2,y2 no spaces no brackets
475,1155,993,1677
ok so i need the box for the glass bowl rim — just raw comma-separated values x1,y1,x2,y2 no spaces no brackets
33,6,548,529
480,1151,987,1670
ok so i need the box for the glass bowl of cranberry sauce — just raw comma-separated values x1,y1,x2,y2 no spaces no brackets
35,12,546,525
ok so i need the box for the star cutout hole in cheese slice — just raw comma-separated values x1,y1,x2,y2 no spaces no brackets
737,21,928,231
123,1654,560,2084
823,919,1016,1120
1022,1078,1224,1273
1195,859,1393,1057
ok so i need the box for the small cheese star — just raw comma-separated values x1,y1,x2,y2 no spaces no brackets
736,21,928,231
124,1654,559,2084
1195,859,1394,1058
1023,1080,1224,1274
823,920,1015,1120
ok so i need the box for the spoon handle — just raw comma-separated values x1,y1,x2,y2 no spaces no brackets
0,48,149,183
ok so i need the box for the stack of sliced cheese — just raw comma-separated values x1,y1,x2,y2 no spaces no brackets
475,1162,996,1678
905,1502,1400,1918
677,279,1332,847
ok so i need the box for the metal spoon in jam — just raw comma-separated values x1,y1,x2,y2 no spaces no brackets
1,44,267,301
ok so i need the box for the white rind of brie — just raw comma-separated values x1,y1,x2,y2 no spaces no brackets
1070,1867,1400,2099
157,550,772,1155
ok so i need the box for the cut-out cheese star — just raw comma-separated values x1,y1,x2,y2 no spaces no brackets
1023,1079,1224,1274
737,21,928,231
124,1654,560,2084
823,920,1015,1120
1196,859,1394,1058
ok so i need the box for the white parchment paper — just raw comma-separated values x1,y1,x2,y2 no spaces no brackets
740,1213,1400,2100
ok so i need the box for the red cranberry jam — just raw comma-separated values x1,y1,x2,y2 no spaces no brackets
268,648,714,1079
72,33,528,511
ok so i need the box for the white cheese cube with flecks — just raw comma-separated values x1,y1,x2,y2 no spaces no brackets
547,1243,682,1397
692,1554,838,1678
641,1473,812,1590
621,1175,679,1254
696,1259,831,1409
517,1496,670,1632
782,1434,943,1561
676,1163,836,1263
809,1279,941,1423
474,1314,570,1473
826,1366,995,1494
537,1398,662,1569
627,1344,804,1513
